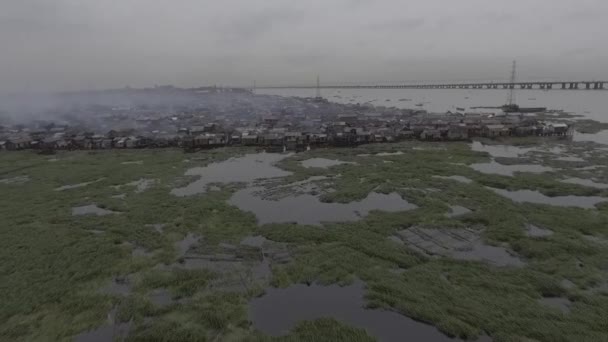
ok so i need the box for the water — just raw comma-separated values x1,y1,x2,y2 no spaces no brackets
470,141,533,158
488,188,607,209
73,308,131,342
175,233,200,257
126,178,155,193
555,156,585,162
258,88,608,123
72,205,118,216
470,160,554,177
561,177,608,189
121,160,143,165
433,175,473,184
395,227,524,267
229,188,417,225
573,130,608,145
240,235,267,248
525,224,554,238
539,297,571,314
249,281,458,342
145,223,166,233
0,175,30,184
149,289,173,306
446,205,472,218
301,158,353,168
55,178,104,191
376,151,404,156
100,278,132,296
171,153,292,196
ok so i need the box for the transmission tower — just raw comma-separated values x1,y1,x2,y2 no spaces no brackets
315,75,321,98
507,60,517,106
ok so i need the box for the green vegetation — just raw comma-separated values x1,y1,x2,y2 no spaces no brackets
1,140,607,341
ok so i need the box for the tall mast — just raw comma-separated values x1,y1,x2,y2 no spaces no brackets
507,60,517,106
315,75,321,98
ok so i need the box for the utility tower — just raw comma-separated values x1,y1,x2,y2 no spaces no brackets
507,60,517,106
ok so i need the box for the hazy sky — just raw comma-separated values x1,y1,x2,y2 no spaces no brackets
1,0,607,92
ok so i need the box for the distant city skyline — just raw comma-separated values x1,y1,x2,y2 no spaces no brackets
1,0,607,93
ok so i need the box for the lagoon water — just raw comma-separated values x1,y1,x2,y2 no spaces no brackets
258,88,608,123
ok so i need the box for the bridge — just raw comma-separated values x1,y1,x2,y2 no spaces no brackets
257,81,606,90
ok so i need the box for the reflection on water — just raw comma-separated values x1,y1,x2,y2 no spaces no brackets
470,160,554,176
488,187,607,209
249,281,458,342
171,153,292,196
229,188,417,225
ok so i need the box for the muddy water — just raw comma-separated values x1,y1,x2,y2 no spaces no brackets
229,189,417,225
171,153,292,196
561,177,608,189
249,281,457,342
72,205,118,216
470,160,554,177
488,188,607,209
301,158,354,168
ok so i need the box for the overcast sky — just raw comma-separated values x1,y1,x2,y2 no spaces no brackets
1,0,607,92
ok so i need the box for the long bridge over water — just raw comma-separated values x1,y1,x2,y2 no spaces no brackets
258,81,606,90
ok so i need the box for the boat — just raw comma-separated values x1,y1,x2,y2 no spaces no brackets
415,103,424,107
456,107,465,111
501,104,547,113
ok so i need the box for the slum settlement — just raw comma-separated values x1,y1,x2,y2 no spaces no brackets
0,87,573,152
